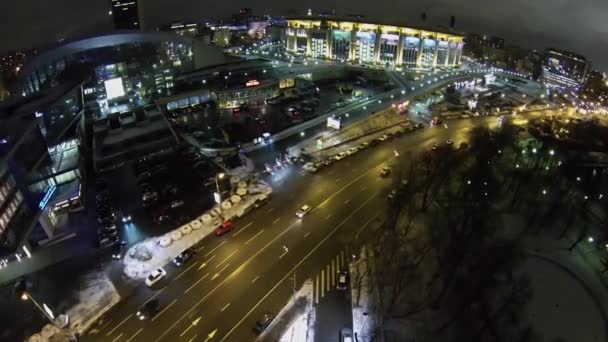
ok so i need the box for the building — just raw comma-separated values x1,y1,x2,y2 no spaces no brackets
541,49,590,90
110,0,143,30
266,24,286,44
286,17,464,68
159,22,200,37
213,28,232,47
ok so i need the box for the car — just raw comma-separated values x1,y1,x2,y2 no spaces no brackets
369,139,380,147
346,147,358,156
111,242,127,259
145,268,167,287
136,299,160,320
142,191,158,203
163,184,179,196
97,216,115,226
98,224,117,234
446,139,453,145
173,248,196,266
394,129,406,136
358,141,370,149
121,214,132,223
334,152,348,161
378,134,389,141
99,235,120,248
413,123,424,129
98,230,118,240
214,220,234,236
170,200,185,209
431,117,442,125
324,158,334,166
336,271,349,290
254,194,270,208
254,313,274,333
431,144,439,151
340,328,354,342
388,189,397,200
296,205,311,218
380,167,391,177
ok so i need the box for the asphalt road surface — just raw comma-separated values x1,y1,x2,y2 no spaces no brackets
83,115,506,342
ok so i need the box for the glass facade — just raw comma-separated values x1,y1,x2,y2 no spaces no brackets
436,40,449,66
355,31,376,64
379,33,399,66
421,39,436,68
311,31,328,58
402,37,420,66
332,31,351,62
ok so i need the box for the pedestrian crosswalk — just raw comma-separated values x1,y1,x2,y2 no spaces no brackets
313,250,348,304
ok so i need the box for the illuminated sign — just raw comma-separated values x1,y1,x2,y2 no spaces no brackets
280,79,295,89
104,77,125,100
246,80,260,87
214,192,221,204
397,100,409,113
327,117,341,130
39,185,57,210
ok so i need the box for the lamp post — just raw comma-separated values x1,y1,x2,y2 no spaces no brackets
215,173,226,220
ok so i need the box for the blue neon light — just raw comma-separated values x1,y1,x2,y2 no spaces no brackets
39,185,57,210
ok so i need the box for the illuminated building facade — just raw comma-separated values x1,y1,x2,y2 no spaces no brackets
111,0,143,30
541,49,589,91
286,18,464,68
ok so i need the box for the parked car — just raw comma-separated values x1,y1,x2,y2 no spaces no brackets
358,141,370,149
170,200,185,209
99,235,120,248
388,189,397,200
145,268,167,287
296,205,311,218
173,248,196,266
346,147,358,156
446,139,453,145
378,135,389,142
214,220,234,236
142,191,158,203
136,299,160,320
334,152,348,161
254,194,270,208
254,313,274,333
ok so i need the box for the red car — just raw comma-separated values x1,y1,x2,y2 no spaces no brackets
214,220,234,236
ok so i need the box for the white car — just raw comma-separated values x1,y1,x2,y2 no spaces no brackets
346,147,358,155
378,134,389,141
334,152,348,161
170,200,185,209
145,268,167,287
296,205,311,218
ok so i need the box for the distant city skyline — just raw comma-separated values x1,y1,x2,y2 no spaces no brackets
1,0,607,70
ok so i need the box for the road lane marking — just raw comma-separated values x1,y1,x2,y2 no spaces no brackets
126,328,143,342
99,320,112,332
220,303,231,312
361,186,367,192
204,240,227,257
279,250,288,259
355,213,381,239
188,335,198,342
344,199,350,204
272,218,280,224
251,275,260,283
244,229,265,245
218,193,379,342
303,232,311,238
185,273,210,294
326,214,332,220
266,207,275,213
196,244,205,252
112,333,123,342
198,254,216,270
216,249,238,269
232,222,253,237
335,177,342,182
326,264,331,291
318,160,387,209
315,275,319,304
152,219,304,342
175,261,199,280
152,298,177,321
106,314,132,336
212,263,231,280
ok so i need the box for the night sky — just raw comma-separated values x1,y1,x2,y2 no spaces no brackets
1,0,607,70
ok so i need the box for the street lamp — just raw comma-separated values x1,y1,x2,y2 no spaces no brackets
215,173,226,220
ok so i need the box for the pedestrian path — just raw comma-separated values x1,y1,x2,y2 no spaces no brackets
313,250,347,304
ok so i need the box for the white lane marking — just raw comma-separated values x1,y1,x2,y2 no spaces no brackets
126,328,143,342
212,263,231,280
361,186,367,192
326,214,332,220
279,250,288,259
344,199,350,204
152,298,177,322
220,303,231,312
196,245,205,252
204,240,227,257
185,273,210,294
266,207,275,213
244,229,265,245
112,333,123,342
106,314,133,336
303,232,311,238
232,222,253,237
218,193,378,342
251,275,260,283
198,254,216,270
152,219,305,342
355,213,381,239
272,218,280,224
188,335,198,342
175,261,199,280
137,288,166,313
335,177,342,182
216,249,238,269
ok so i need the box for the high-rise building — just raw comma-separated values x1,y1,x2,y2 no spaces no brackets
110,0,143,30
541,49,590,90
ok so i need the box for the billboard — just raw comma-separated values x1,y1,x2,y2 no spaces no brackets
327,117,341,130
104,77,125,100
280,78,295,89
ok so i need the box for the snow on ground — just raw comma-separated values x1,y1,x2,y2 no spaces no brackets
350,247,376,341
123,179,272,279
258,280,315,342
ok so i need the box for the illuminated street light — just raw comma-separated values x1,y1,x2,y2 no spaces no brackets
542,189,547,195
549,149,555,156
588,236,594,243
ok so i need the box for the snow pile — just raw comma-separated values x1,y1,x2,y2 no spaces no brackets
350,247,376,341
123,180,272,279
258,280,315,342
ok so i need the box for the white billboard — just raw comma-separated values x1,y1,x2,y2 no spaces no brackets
104,77,125,100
